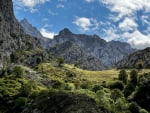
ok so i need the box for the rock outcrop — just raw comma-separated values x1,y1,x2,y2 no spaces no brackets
49,41,105,70
20,18,51,48
0,0,46,74
49,28,135,69
116,47,150,69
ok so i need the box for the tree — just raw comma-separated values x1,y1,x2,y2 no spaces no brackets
118,70,128,84
136,60,143,71
130,70,138,85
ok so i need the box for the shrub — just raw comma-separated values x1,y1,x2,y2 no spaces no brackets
64,83,75,91
92,84,103,93
129,102,140,113
109,81,124,90
13,66,25,78
123,83,135,97
110,89,123,102
57,58,64,66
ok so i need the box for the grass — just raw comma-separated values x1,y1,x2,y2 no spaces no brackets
63,64,119,83
35,63,150,85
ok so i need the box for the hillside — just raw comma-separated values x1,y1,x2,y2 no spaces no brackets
117,47,150,69
49,28,135,69
49,41,105,70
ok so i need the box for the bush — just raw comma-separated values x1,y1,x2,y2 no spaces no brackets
110,89,123,102
80,82,90,89
92,84,103,92
13,66,25,78
129,102,140,113
64,83,75,90
57,58,64,66
109,81,124,90
123,83,135,97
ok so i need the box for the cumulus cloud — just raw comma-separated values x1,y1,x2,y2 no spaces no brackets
40,28,56,39
85,0,95,3
100,0,150,19
98,0,150,49
73,17,100,32
56,4,64,8
119,18,138,31
124,31,150,49
13,0,50,12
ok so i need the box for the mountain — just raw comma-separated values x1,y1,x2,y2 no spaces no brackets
49,28,135,69
49,41,105,70
0,0,48,74
20,18,51,48
116,47,150,69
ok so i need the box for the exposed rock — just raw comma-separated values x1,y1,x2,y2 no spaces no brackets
49,28,135,69
49,41,105,70
116,47,150,69
20,18,51,48
22,92,111,113
0,0,47,73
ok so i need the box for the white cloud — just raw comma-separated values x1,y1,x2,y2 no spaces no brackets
102,28,120,41
100,0,150,19
85,0,95,3
13,0,50,12
48,10,57,15
141,15,150,26
119,18,138,31
40,28,56,39
56,4,64,8
73,17,100,32
123,30,150,49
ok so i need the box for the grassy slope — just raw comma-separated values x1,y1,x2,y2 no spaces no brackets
37,63,150,84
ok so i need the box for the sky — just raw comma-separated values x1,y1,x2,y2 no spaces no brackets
12,0,150,49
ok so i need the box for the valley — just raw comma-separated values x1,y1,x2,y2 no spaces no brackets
0,0,150,113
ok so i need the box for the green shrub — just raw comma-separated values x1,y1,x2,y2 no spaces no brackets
92,84,103,92
110,89,123,102
109,81,124,90
129,102,140,113
57,58,64,66
123,83,135,97
64,83,75,91
80,82,90,89
13,66,25,78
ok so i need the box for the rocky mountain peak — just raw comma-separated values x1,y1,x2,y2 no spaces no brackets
20,18,41,38
0,0,23,35
20,18,52,48
59,28,73,36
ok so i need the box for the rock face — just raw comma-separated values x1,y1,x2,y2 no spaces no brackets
49,28,135,69
0,0,44,73
22,92,111,113
116,47,150,69
49,41,105,70
20,18,51,48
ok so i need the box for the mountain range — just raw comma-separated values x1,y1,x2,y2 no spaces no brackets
20,20,136,70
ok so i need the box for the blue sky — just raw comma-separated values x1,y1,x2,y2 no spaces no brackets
13,0,150,49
